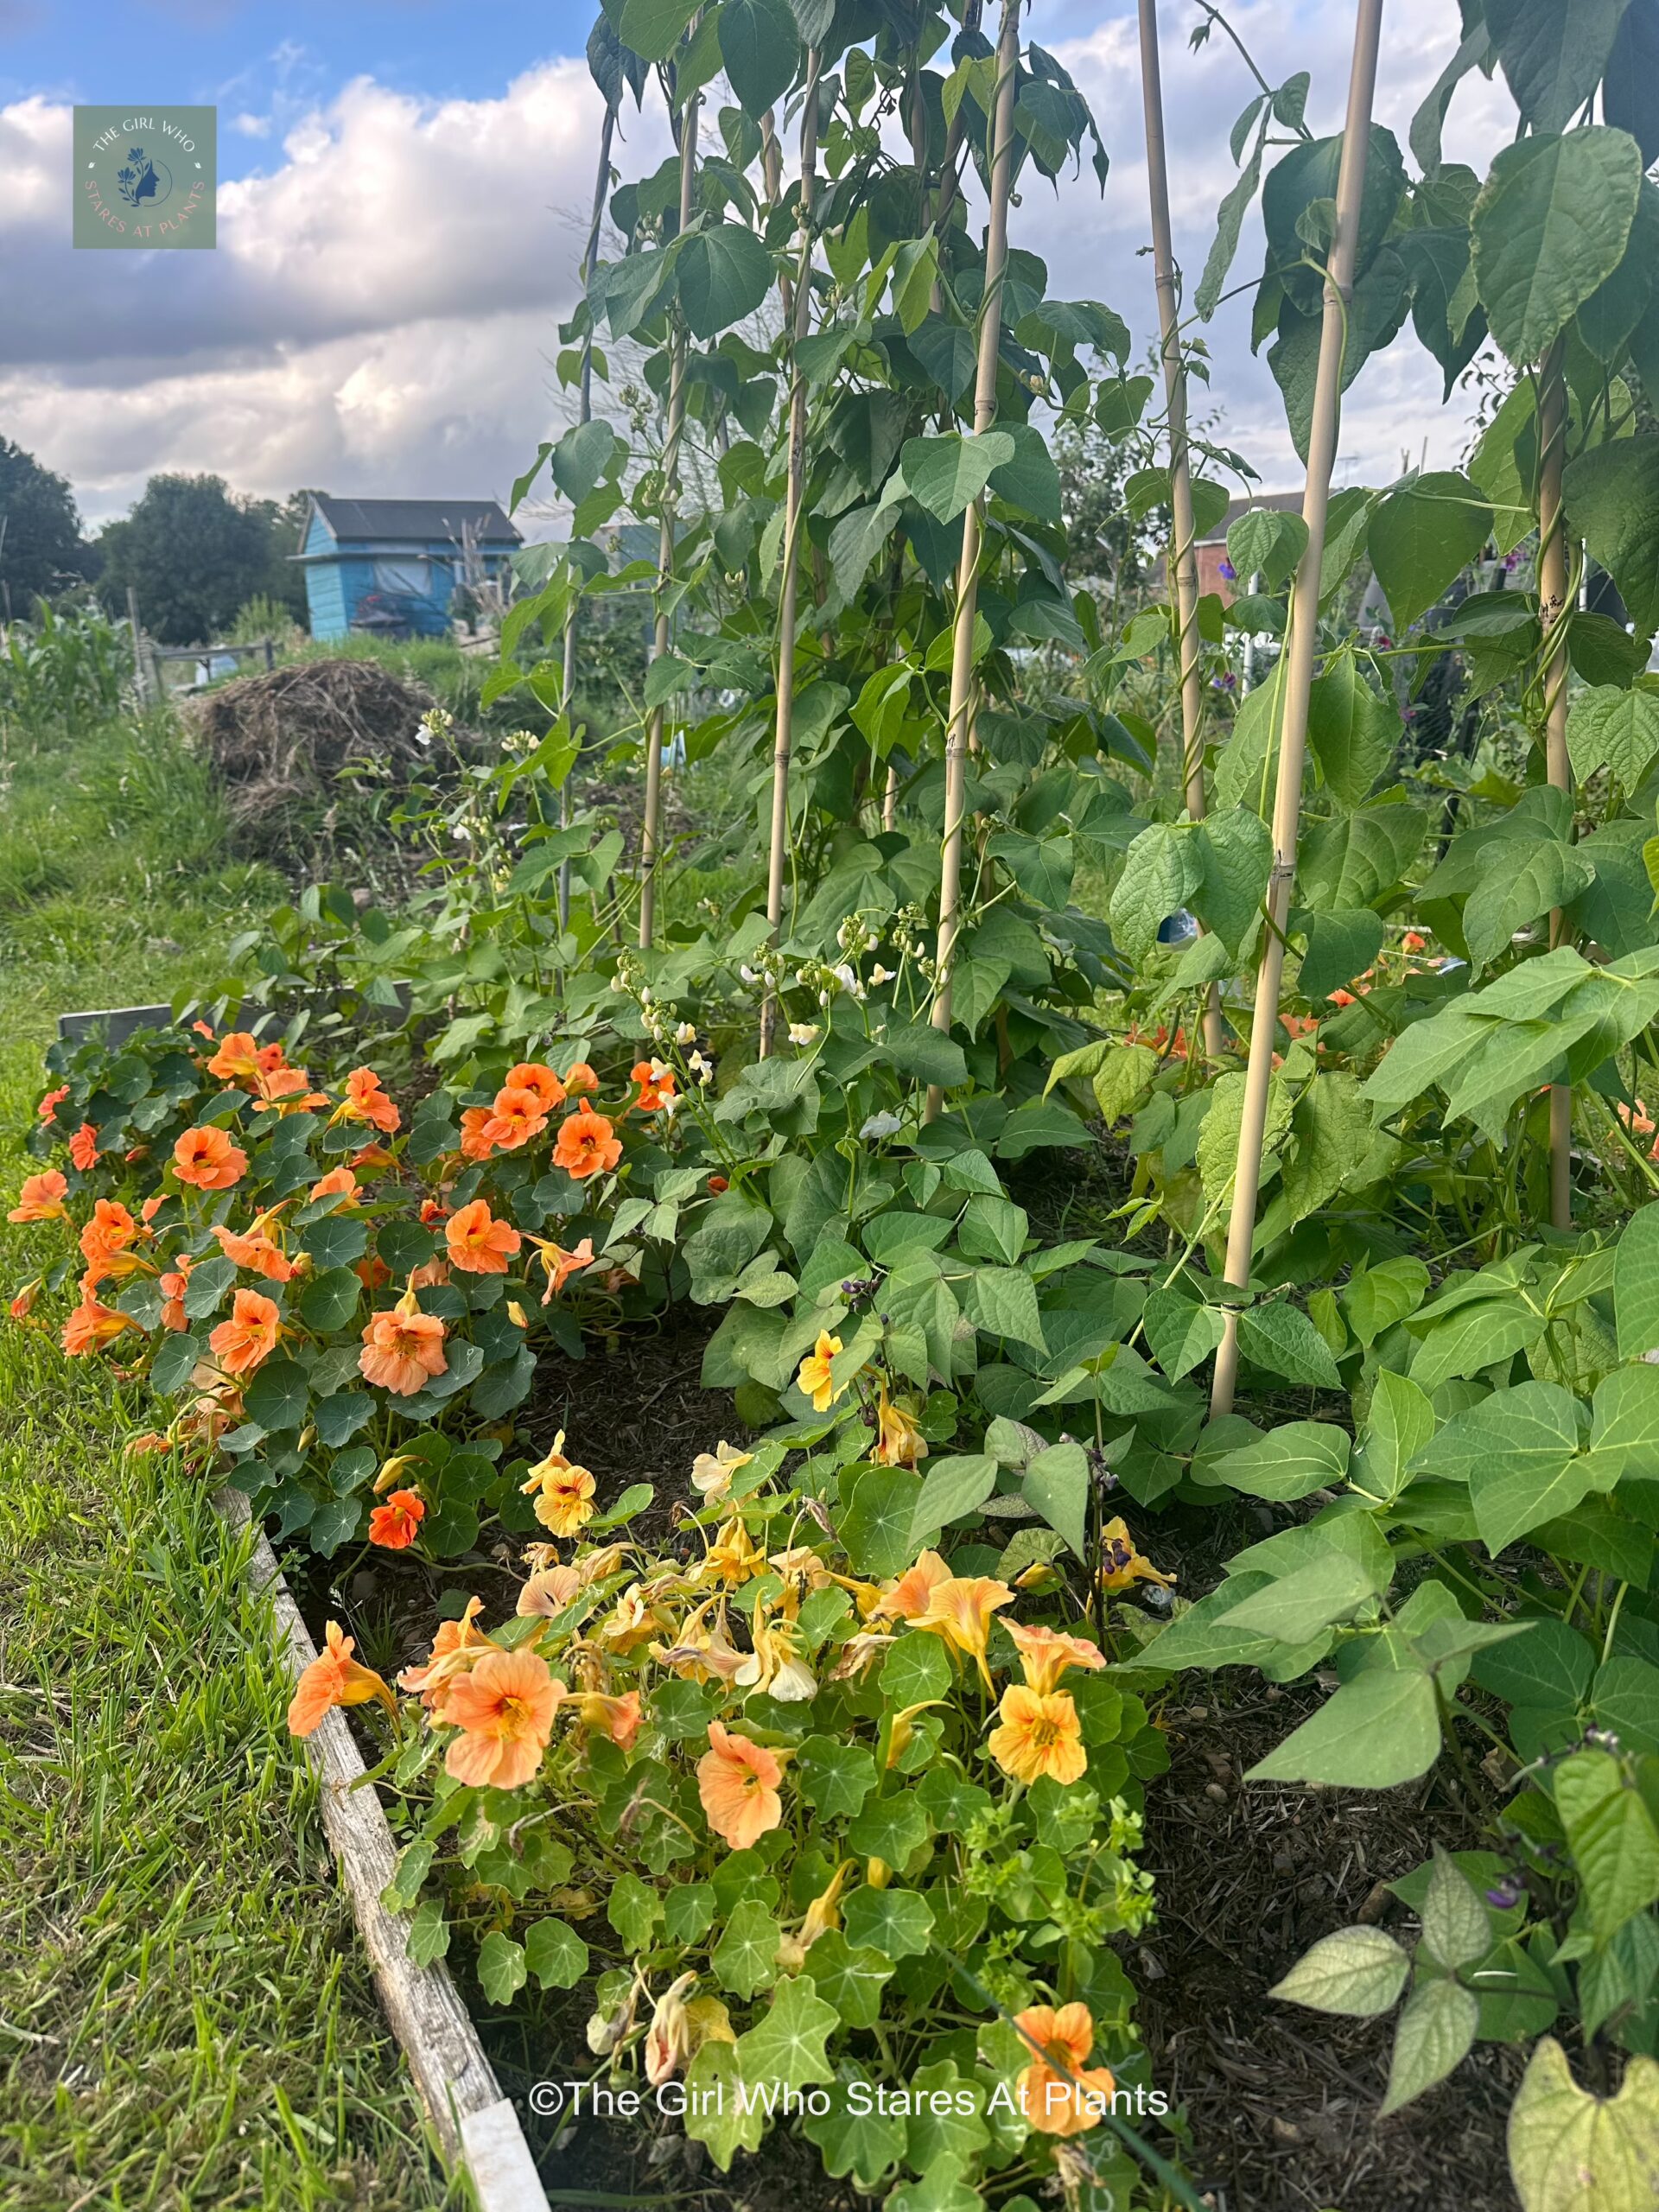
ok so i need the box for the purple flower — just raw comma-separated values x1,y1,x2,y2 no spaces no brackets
1217,559,1237,582
1484,1875,1524,1910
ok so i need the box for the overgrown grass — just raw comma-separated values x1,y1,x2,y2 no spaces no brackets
0,709,452,2209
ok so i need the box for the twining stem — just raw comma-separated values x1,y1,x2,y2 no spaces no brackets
925,0,1022,1122
1536,339,1573,1230
1137,0,1223,1062
760,51,823,1058
557,95,619,936
1211,0,1385,1417
639,67,701,950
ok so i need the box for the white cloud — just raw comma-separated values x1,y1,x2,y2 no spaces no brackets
3,1,1511,531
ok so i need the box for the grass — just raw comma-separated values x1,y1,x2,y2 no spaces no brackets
0,709,453,2209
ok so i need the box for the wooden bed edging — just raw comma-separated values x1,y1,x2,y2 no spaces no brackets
217,1489,550,2212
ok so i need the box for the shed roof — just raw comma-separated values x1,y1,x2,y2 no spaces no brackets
309,496,521,546
1197,489,1306,543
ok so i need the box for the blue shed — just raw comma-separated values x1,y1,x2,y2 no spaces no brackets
295,495,522,641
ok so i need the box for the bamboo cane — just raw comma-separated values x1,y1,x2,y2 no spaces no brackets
557,96,619,935
1137,0,1224,1062
758,54,823,1057
639,79,701,950
925,0,1022,1122
1537,340,1573,1229
1210,0,1385,1418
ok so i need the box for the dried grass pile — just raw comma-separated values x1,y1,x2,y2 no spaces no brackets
189,657,434,859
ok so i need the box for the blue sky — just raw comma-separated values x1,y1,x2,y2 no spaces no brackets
0,0,1506,530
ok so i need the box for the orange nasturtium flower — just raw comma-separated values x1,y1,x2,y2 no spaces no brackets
10,1280,41,1322
458,1106,497,1161
697,1721,785,1851
441,1647,564,1789
397,1597,494,1715
212,1217,295,1281
444,1198,522,1274
575,1688,644,1750
206,1031,265,1083
553,1105,621,1180
209,1287,283,1376
1097,1516,1175,1593
563,1060,600,1095
10,1169,71,1223
1012,2001,1116,2137
368,1488,426,1549
795,1329,844,1412
37,1084,70,1122
505,1061,567,1113
871,1548,951,1623
288,1620,398,1737
519,1430,598,1537
158,1267,191,1332
61,1298,137,1356
69,1123,100,1172
173,1124,248,1191
913,1573,1015,1692
629,1058,677,1112
481,1084,548,1151
308,1165,359,1206
528,1232,594,1303
1005,1620,1106,1697
988,1683,1088,1787
873,1384,928,1468
331,1067,401,1134
359,1287,448,1395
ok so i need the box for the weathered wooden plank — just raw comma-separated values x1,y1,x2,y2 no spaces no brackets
216,1490,550,2212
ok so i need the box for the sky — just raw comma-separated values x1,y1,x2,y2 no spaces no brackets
0,0,1513,536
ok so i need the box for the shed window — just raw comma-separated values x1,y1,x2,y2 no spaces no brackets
373,558,430,595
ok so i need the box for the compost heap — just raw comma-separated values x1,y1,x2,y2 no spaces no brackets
190,657,434,860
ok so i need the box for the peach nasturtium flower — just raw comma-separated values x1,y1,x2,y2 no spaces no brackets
527,1232,594,1303
1011,2001,1116,2136
444,1198,522,1274
1005,1620,1106,1697
575,1688,643,1750
795,1329,844,1412
10,1169,71,1223
61,1298,137,1356
554,1106,622,1180
517,1563,584,1618
988,1683,1088,1787
158,1268,191,1332
397,1596,493,1714
696,1721,784,1851
209,1287,283,1376
913,1573,1015,1692
441,1647,563,1789
308,1165,359,1205
173,1124,248,1191
873,1385,928,1468
872,1548,951,1623
1097,1516,1175,1593
205,1031,264,1083
359,1289,448,1395
520,1431,598,1537
69,1124,100,1172
368,1488,426,1549
563,1060,600,1095
505,1061,566,1113
333,1067,402,1134
289,1621,399,1737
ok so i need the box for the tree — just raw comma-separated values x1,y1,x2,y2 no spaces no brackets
97,474,276,645
0,439,90,613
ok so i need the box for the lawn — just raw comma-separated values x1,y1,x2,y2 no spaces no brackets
0,709,451,2211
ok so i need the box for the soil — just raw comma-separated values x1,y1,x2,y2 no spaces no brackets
281,1286,1527,2212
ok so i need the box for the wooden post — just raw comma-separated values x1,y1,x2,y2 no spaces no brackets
760,53,822,1057
559,95,619,935
1537,340,1573,1229
639,76,699,950
1138,0,1224,1061
124,585,148,705
925,0,1022,1121
1210,0,1385,1417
